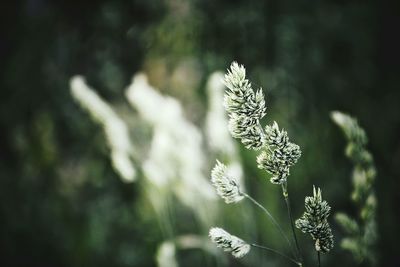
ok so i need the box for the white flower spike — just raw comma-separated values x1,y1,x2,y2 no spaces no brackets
209,227,250,258
223,62,266,150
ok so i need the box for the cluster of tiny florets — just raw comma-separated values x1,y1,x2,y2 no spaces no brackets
209,227,251,258
257,121,301,184
222,63,301,184
211,160,244,204
295,186,334,253
223,62,266,150
209,162,248,259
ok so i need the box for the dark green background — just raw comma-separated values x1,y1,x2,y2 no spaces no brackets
1,0,399,266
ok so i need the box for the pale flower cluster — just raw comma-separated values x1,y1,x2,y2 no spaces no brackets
70,76,136,182
211,160,243,204
126,73,216,222
223,62,266,150
209,227,250,258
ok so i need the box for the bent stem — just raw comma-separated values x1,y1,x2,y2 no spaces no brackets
251,244,302,266
242,192,297,259
281,182,302,262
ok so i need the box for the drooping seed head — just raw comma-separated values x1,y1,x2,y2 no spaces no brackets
211,160,244,204
209,227,250,258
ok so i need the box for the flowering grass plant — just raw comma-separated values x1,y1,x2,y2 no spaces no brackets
209,62,335,267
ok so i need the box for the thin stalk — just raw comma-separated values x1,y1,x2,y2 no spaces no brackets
251,244,302,266
242,192,297,259
317,251,321,267
281,182,302,262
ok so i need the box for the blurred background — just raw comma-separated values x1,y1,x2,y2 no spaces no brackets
1,0,399,266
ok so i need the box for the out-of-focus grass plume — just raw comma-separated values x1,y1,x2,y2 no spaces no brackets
331,111,378,266
70,76,137,182
125,73,217,225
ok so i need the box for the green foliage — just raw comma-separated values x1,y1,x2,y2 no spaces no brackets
335,213,359,235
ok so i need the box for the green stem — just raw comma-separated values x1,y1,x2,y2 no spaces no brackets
242,192,297,259
318,251,321,267
281,182,302,262
251,244,302,266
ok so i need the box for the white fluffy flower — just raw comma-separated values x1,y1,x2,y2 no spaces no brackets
209,227,250,258
211,160,244,204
